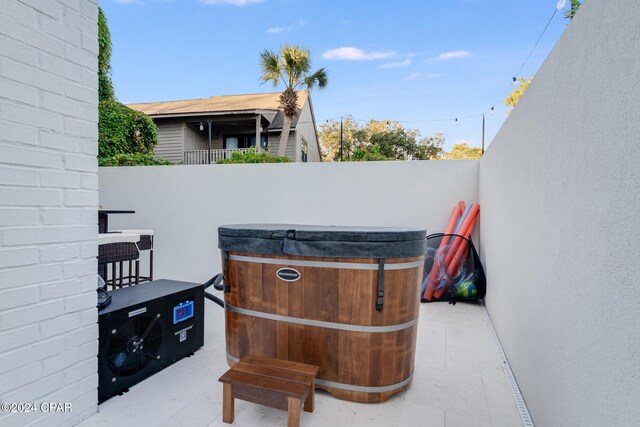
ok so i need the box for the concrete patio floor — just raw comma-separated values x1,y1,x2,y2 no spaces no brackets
79,300,522,427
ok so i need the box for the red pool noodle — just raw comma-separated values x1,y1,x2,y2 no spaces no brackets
423,205,461,301
433,208,479,299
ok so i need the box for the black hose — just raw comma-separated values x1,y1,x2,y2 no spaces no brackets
203,273,224,291
203,273,225,308
203,273,219,289
205,292,224,308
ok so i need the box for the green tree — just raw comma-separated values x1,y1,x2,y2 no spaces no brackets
504,76,533,114
416,133,446,160
98,7,162,165
318,115,361,161
318,118,444,161
365,121,421,160
564,0,582,19
445,143,482,160
260,45,328,157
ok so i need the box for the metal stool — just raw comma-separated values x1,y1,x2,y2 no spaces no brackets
98,233,140,289
114,229,154,283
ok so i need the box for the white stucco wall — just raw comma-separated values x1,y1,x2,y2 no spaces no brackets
99,160,478,282
0,1,99,425
479,1,640,426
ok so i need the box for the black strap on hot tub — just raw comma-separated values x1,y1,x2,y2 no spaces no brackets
222,251,230,293
376,258,385,312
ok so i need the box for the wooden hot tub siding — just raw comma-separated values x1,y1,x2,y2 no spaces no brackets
223,252,424,403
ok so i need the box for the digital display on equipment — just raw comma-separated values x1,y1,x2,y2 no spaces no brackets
173,300,194,325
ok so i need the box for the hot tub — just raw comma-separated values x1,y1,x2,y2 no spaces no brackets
217,224,426,403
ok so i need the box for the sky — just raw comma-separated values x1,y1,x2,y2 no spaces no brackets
101,0,572,151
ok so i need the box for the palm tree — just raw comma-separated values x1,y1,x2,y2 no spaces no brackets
260,45,328,157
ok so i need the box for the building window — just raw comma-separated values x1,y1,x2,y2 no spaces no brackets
224,134,268,150
225,137,238,149
256,134,268,150
301,138,308,162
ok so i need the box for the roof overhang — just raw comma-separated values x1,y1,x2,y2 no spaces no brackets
146,109,293,131
146,109,279,124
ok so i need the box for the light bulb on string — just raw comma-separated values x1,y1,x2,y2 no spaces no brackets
490,106,495,116
455,118,458,126
199,122,204,131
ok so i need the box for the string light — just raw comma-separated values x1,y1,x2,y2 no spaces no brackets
255,6,561,130
514,8,559,81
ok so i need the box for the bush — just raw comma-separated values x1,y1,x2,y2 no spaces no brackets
350,146,391,162
217,148,291,164
98,99,159,159
99,153,172,167
97,7,162,166
98,8,115,102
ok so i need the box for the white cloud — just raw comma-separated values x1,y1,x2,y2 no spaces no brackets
267,19,306,34
380,58,412,68
200,0,263,5
434,50,471,61
322,47,395,61
404,72,443,81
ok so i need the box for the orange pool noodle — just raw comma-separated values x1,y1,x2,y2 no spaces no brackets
443,204,479,266
423,205,461,300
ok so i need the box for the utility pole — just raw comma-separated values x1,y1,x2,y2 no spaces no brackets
207,120,212,164
481,114,485,155
339,116,343,161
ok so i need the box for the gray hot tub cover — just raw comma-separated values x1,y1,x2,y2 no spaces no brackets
218,224,426,259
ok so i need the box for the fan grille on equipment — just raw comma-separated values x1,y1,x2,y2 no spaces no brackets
107,315,162,378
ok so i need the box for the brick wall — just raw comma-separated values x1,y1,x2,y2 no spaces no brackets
0,1,99,426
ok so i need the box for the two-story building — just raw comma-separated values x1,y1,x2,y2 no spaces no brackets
127,91,321,164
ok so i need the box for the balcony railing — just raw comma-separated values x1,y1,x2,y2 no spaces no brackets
183,148,261,165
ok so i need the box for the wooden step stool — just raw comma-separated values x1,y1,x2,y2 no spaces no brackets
219,354,319,427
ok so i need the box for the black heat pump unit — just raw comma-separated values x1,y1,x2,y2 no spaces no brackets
98,279,205,403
